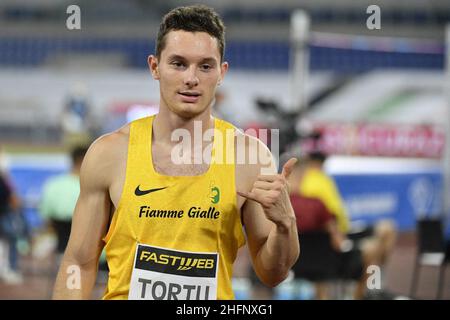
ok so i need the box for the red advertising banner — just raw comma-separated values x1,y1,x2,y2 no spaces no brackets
303,123,446,159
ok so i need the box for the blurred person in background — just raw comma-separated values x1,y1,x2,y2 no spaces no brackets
61,82,94,148
288,191,341,299
287,152,397,299
40,145,88,258
0,149,24,284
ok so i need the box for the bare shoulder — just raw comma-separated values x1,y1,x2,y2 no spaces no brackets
234,130,277,184
80,124,130,189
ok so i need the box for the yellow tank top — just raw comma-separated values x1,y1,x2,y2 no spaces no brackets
102,115,245,300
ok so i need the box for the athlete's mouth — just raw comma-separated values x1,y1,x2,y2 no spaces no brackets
178,91,201,103
179,91,201,97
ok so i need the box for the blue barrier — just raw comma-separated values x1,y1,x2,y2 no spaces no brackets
332,171,447,235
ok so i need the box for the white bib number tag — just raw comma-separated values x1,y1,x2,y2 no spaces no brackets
128,244,218,300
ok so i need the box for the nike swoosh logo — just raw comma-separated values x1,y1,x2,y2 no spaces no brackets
135,186,168,196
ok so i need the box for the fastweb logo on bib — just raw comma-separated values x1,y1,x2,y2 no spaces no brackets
128,244,218,300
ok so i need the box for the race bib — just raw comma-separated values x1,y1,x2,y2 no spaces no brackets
128,244,218,300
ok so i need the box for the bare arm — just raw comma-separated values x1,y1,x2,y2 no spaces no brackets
52,134,121,299
238,139,300,287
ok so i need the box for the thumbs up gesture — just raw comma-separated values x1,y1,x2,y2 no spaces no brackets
237,158,298,227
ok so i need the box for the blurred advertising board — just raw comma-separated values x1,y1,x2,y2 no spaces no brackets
324,155,446,235
303,122,445,159
332,171,443,232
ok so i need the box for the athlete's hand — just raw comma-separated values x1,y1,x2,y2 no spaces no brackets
237,158,298,228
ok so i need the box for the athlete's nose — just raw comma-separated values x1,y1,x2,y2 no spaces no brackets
184,65,199,87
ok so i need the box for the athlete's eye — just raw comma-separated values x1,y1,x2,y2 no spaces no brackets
200,64,212,71
171,61,185,69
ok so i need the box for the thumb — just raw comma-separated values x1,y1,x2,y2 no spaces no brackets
281,157,298,179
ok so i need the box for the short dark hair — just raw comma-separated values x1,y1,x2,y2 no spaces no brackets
71,145,88,165
155,5,226,61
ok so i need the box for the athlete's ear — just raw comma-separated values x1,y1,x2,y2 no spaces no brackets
218,61,228,86
148,55,160,80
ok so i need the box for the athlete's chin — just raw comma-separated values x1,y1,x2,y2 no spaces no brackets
174,104,208,119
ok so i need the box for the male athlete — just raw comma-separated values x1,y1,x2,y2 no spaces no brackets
53,5,299,300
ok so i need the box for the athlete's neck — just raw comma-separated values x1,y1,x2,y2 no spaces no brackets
153,109,214,146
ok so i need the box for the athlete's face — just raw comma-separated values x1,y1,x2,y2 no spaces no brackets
148,30,228,119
